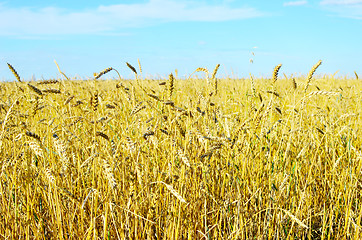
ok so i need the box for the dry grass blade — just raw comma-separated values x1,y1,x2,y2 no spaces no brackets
7,63,21,82
354,71,359,80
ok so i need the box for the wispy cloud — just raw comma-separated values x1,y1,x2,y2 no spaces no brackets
283,1,308,6
320,0,362,19
320,0,362,5
0,0,264,37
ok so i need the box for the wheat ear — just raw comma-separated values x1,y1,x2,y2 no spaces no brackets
7,63,21,82
26,131,41,142
137,59,142,75
272,64,282,87
292,78,297,90
126,62,137,76
27,83,43,96
91,91,99,112
96,131,110,141
354,71,359,80
159,181,187,203
95,67,113,79
304,60,322,93
37,79,59,85
102,158,117,189
168,73,174,100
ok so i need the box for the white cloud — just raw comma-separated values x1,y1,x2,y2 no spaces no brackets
320,0,362,5
0,0,264,37
283,1,308,6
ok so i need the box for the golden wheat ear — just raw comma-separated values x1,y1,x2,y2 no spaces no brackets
7,63,21,82
90,91,99,112
168,73,174,100
95,67,113,79
304,60,322,93
272,64,282,85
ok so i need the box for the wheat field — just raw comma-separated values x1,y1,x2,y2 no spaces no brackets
0,61,361,239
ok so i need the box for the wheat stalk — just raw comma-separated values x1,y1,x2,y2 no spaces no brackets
54,60,70,80
250,74,257,98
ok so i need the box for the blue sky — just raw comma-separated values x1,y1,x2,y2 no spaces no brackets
0,0,361,81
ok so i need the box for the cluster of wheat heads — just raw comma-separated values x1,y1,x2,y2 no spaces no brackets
0,61,362,239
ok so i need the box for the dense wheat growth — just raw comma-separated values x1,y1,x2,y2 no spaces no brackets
0,61,362,239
